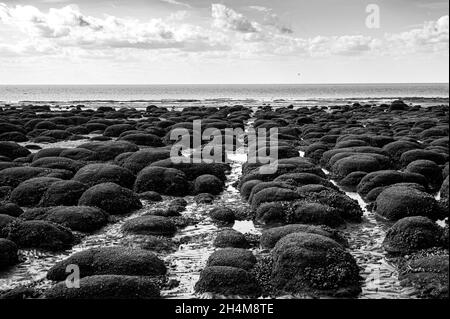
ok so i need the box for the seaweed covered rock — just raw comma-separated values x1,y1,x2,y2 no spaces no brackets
4,220,74,251
194,266,261,297
119,133,163,147
150,159,228,181
44,275,160,299
400,149,447,166
375,185,443,221
382,140,421,160
0,238,18,269
398,254,448,299
357,170,428,199
39,180,88,207
59,148,96,161
25,206,109,232
339,171,367,191
406,160,443,192
122,215,177,237
383,216,444,254
271,232,361,297
290,202,345,227
0,167,64,188
193,174,224,195
73,164,135,189
30,157,84,173
0,203,23,217
251,187,300,210
0,141,30,160
10,177,61,207
260,224,348,249
206,248,257,271
255,201,286,224
121,149,171,174
76,141,139,162
138,191,163,202
209,207,236,224
213,228,249,248
296,186,363,222
47,246,166,281
78,182,142,215
331,154,390,179
103,124,135,137
134,166,189,196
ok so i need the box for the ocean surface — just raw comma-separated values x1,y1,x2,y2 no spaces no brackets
0,83,448,108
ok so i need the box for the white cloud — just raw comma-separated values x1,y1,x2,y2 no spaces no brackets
212,3,258,33
0,3,447,62
160,0,191,9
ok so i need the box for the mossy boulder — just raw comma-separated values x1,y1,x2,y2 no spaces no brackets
122,215,177,237
78,182,142,215
194,266,261,297
207,248,257,271
73,164,135,189
44,275,160,299
374,185,443,221
383,216,444,254
47,246,166,281
271,232,361,296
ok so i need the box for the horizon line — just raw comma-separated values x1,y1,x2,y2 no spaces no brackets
0,82,449,86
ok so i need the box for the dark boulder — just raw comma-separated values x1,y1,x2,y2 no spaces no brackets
271,232,361,296
44,275,160,299
383,216,444,254
10,177,61,207
213,228,249,248
39,180,88,207
73,164,135,189
375,185,443,221
122,215,177,237
78,182,142,215
193,174,224,195
0,238,18,269
5,220,74,251
134,166,189,196
207,248,257,271
194,266,261,297
47,246,166,281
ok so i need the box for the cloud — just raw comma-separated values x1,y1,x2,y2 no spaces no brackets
160,0,191,9
385,15,449,53
0,3,447,62
0,3,223,52
212,3,258,33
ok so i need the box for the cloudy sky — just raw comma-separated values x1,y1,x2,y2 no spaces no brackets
0,0,448,84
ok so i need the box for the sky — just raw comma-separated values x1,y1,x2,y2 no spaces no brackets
0,0,448,84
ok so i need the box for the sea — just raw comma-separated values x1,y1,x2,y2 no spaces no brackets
0,83,448,109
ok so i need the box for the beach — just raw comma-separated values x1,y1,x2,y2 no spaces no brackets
0,95,448,299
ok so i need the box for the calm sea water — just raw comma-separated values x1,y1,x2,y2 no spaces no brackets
0,83,448,107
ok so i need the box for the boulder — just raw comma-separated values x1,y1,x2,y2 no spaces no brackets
134,166,189,196
213,228,249,248
271,232,360,296
207,248,257,271
383,216,444,254
44,275,160,299
122,215,177,237
73,164,135,189
10,177,61,207
47,246,166,281
375,185,443,221
0,238,18,269
5,220,74,251
39,180,88,207
78,182,142,215
194,266,261,297
193,174,224,195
